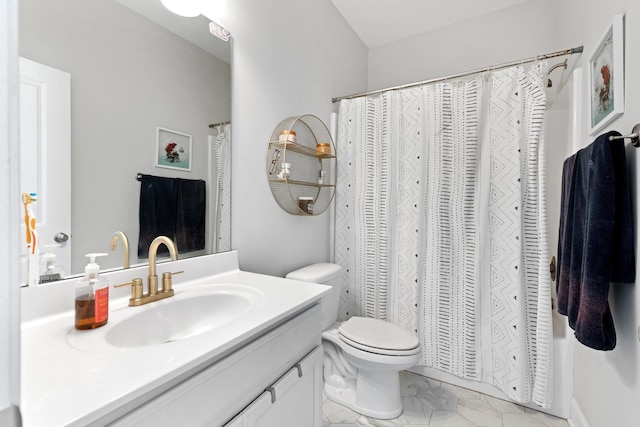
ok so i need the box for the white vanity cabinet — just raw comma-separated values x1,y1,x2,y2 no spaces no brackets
109,305,323,427
224,346,323,427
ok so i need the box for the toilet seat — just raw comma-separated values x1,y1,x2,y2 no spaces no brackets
338,317,420,356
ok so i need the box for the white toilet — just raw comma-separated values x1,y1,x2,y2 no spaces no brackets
286,263,420,419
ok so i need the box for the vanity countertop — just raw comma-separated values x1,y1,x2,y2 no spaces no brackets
20,252,329,426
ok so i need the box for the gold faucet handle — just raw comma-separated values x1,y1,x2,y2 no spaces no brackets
161,271,184,293
115,278,144,304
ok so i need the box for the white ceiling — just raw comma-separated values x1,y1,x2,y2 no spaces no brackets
331,0,531,48
115,0,532,60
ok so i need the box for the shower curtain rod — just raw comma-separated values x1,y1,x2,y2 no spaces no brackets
209,120,231,128
332,46,583,103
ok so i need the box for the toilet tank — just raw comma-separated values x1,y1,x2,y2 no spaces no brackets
286,263,342,330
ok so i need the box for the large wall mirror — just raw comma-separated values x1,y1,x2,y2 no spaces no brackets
19,0,231,282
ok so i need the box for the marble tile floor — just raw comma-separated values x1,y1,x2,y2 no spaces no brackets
322,371,569,427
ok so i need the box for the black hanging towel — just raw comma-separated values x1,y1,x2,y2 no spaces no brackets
138,175,178,258
556,131,635,350
138,175,206,258
175,178,206,253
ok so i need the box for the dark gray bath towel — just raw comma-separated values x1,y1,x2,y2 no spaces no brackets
138,175,178,258
175,178,206,254
138,175,206,258
556,131,635,351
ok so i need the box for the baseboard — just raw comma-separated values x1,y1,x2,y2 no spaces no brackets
567,397,590,427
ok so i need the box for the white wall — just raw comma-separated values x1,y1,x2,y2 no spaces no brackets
567,1,640,426
222,0,368,276
0,0,21,424
368,0,571,91
370,1,640,426
20,0,231,273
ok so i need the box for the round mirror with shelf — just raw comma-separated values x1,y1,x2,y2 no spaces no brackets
266,115,336,215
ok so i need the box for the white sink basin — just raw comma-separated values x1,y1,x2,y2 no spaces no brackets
106,293,252,348
66,284,263,351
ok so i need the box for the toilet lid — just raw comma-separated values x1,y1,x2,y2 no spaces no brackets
338,317,419,353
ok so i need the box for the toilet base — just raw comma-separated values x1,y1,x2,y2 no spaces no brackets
324,369,403,419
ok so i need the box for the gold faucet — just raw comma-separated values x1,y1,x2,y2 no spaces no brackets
115,236,183,306
148,235,180,297
109,231,130,269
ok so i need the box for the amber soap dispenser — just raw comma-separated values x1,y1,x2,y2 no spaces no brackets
75,253,109,330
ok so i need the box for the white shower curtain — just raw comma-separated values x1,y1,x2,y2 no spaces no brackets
210,123,231,253
334,63,553,408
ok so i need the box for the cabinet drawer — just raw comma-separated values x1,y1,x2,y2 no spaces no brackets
224,345,323,427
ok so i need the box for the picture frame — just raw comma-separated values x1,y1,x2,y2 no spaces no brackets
588,14,624,135
155,126,192,171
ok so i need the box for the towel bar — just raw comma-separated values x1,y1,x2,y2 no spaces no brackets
609,123,640,147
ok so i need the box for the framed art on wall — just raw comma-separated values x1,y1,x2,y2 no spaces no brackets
588,14,624,135
155,126,192,171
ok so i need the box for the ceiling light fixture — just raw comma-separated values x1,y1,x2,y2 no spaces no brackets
160,0,202,18
209,21,231,41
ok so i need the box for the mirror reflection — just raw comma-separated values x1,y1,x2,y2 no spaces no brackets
19,0,231,282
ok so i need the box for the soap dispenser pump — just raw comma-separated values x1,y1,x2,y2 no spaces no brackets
39,244,65,284
75,253,109,330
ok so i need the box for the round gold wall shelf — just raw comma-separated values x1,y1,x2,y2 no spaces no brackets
266,115,336,215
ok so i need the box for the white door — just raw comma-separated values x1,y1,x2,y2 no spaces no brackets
19,57,71,284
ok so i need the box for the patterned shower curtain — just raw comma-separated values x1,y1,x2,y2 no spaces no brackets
334,63,553,408
211,123,231,253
